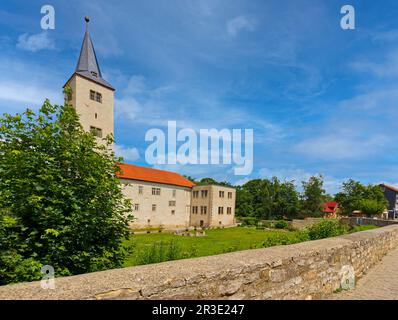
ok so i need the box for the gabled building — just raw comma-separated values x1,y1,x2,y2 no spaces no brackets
322,201,338,218
64,18,236,229
380,183,398,220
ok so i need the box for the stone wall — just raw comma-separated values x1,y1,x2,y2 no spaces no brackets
291,218,324,230
2,225,398,300
341,217,398,227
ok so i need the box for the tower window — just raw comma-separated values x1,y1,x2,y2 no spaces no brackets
95,113,98,119
95,92,102,103
89,90,102,103
90,126,102,138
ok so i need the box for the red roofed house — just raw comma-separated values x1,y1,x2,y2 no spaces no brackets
117,163,236,229
64,20,236,229
322,201,339,218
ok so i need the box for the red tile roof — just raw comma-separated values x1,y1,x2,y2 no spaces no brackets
380,183,398,193
322,202,338,213
323,201,338,208
117,163,195,188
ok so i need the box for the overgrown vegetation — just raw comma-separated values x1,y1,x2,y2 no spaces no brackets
306,219,348,240
125,221,378,267
199,175,387,221
234,175,329,221
335,179,388,217
136,240,198,265
0,96,133,285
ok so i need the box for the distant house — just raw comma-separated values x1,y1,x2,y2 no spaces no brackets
380,184,398,220
322,201,338,218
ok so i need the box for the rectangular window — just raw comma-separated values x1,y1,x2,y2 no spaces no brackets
89,90,102,103
90,126,102,138
192,206,198,214
134,204,139,211
228,192,233,199
152,187,161,195
219,191,225,198
201,190,208,198
171,210,175,215
169,200,176,207
218,207,224,215
138,186,143,194
95,92,102,103
200,206,207,215
193,191,199,198
227,207,232,214
152,204,157,211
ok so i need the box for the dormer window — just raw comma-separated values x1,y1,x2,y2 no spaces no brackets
91,71,98,77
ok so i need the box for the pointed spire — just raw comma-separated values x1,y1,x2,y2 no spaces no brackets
76,16,102,77
69,17,114,91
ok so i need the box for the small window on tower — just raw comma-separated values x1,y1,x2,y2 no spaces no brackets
90,126,102,138
95,113,98,119
90,90,95,100
95,92,102,103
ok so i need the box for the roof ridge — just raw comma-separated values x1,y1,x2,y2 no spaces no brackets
117,163,195,188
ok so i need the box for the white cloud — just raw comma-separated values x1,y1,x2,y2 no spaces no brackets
293,133,389,160
16,32,55,52
259,167,342,194
226,16,256,37
0,80,60,105
114,144,140,162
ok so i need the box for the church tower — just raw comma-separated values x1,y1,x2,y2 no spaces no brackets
64,17,115,141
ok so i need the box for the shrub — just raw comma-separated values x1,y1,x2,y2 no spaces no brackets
239,217,259,226
0,100,133,284
274,220,289,229
262,231,308,248
358,199,385,217
305,220,347,240
136,240,197,265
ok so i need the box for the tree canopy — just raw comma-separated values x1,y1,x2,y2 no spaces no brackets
0,98,132,285
335,179,387,216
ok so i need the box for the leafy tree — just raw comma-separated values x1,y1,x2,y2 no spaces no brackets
0,98,133,285
274,180,300,220
235,186,254,217
335,179,366,215
335,179,387,216
358,199,386,217
235,177,300,220
300,175,325,217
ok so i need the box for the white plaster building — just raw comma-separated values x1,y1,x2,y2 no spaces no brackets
64,18,236,229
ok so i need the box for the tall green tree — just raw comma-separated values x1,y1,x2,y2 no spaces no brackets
300,175,325,217
274,180,300,219
0,98,132,285
335,179,387,216
235,177,300,220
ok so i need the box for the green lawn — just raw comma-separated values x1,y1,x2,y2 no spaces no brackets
122,223,379,267
122,227,303,267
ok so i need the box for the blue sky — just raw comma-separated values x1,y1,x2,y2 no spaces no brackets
1,0,398,193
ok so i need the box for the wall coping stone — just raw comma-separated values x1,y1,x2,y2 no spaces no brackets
1,225,398,300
